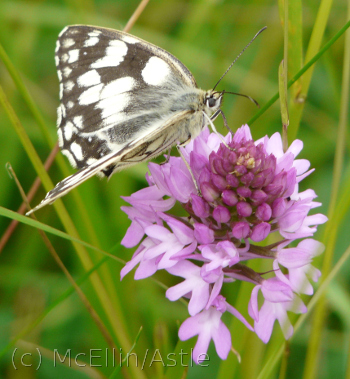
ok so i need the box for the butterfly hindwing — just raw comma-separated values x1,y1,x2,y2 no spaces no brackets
55,25,198,175
28,109,196,213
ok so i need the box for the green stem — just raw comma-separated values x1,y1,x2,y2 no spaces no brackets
248,19,350,126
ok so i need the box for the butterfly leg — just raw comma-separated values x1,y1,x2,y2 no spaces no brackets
211,109,234,134
160,148,172,165
203,111,234,150
176,144,201,195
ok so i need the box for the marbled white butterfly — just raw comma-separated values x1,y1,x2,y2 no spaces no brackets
27,25,265,215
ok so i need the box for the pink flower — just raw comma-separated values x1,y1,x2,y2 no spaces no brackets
120,125,326,361
166,261,210,316
178,306,231,363
248,277,307,343
274,239,324,295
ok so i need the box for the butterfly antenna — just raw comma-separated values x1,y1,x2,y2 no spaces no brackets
223,91,260,107
212,26,267,91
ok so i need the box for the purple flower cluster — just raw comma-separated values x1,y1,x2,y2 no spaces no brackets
120,125,327,363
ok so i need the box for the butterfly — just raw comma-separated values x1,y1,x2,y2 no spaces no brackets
27,25,266,215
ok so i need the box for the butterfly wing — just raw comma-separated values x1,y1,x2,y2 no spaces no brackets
55,25,198,175
27,109,199,215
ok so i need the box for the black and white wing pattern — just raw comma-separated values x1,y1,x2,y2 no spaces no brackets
27,25,217,214
55,25,198,177
29,109,193,212
27,25,266,215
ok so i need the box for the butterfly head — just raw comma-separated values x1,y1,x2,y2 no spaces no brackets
204,90,224,115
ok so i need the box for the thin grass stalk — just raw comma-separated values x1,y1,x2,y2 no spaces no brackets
279,0,290,151
257,241,350,379
9,162,117,350
216,282,251,378
16,340,106,379
124,0,150,33
0,144,59,253
0,256,108,359
0,42,55,149
0,88,134,366
0,40,102,250
1,1,153,376
303,5,350,374
0,206,120,260
278,5,290,376
288,0,334,142
286,0,303,144
248,19,350,126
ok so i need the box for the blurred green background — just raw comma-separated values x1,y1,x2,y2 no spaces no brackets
0,0,349,378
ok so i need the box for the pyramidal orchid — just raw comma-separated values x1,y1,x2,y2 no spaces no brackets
120,125,327,363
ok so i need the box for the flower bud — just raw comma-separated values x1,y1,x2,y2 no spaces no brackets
250,222,271,242
211,173,227,191
213,206,231,223
232,221,250,239
237,186,252,198
201,182,220,202
194,223,215,244
222,190,238,206
256,203,272,221
237,201,252,217
226,174,239,187
191,194,210,218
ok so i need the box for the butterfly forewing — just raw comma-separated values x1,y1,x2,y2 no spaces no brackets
56,25,198,175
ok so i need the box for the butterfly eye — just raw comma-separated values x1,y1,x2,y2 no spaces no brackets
207,96,217,108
